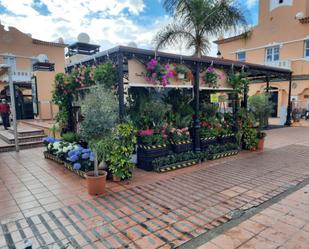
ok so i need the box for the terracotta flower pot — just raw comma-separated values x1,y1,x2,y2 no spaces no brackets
113,175,121,182
85,170,107,196
257,138,265,151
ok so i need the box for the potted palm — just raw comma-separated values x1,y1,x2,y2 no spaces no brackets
80,85,118,195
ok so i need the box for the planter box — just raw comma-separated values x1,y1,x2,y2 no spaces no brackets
44,151,86,178
137,144,169,171
154,159,199,173
171,141,192,153
64,163,86,178
209,150,239,160
201,136,218,151
43,151,64,164
218,134,236,144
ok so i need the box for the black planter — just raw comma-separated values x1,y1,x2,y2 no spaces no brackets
171,141,192,153
200,136,218,151
137,144,169,171
218,134,236,144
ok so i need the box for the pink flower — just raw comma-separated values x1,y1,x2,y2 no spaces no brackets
139,129,154,136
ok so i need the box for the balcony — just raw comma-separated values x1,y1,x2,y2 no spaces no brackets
0,70,32,82
264,60,291,70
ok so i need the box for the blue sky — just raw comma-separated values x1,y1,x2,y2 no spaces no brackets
0,0,259,56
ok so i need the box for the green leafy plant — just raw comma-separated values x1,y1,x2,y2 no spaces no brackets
243,127,258,150
204,66,218,87
80,86,118,141
228,72,249,95
62,132,79,143
107,122,137,179
94,62,117,89
248,94,273,130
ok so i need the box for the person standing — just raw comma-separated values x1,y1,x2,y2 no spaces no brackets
0,99,10,130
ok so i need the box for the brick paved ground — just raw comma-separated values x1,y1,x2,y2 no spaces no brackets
0,127,309,248
198,184,309,249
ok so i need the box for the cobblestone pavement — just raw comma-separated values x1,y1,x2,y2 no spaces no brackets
198,184,309,249
0,127,309,248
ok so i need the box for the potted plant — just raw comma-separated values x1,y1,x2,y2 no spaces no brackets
204,66,218,88
257,131,266,151
84,145,107,195
80,85,118,195
175,65,188,80
108,122,137,181
169,127,192,153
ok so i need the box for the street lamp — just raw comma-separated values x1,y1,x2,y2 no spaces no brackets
0,63,19,152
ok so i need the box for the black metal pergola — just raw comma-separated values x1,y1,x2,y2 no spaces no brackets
66,46,292,151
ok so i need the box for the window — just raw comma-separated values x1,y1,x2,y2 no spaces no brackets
237,52,246,62
3,55,16,72
266,46,280,62
305,40,309,57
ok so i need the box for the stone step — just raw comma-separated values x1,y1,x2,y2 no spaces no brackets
0,141,44,153
0,130,45,144
7,126,45,137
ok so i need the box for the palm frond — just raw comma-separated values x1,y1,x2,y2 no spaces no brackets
153,22,195,51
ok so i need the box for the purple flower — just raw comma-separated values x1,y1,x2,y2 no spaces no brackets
89,152,95,162
73,163,81,170
82,148,91,153
68,155,78,162
82,153,90,159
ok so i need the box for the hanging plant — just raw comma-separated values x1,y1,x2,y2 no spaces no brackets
145,59,176,87
175,65,189,80
204,66,218,88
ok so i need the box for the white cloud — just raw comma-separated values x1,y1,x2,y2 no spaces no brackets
0,0,166,51
246,0,258,9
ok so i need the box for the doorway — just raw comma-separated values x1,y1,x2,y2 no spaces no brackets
267,87,279,117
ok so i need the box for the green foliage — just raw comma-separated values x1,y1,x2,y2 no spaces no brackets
152,151,201,168
80,85,118,141
62,132,79,143
107,122,137,179
175,65,188,74
243,128,258,150
236,108,258,150
208,143,239,155
228,72,249,95
55,110,68,129
249,94,273,129
140,133,168,146
201,102,218,118
94,62,117,89
164,89,193,127
155,0,247,57
136,99,171,129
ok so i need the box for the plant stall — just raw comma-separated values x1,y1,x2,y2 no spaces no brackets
44,46,292,186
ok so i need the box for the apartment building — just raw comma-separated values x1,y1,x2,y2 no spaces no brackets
215,0,309,117
0,23,65,120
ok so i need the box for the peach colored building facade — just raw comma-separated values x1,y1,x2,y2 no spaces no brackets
0,24,65,120
215,0,309,117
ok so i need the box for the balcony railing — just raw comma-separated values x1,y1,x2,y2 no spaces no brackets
264,60,291,70
0,70,32,82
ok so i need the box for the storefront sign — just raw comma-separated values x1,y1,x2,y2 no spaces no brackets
210,93,219,103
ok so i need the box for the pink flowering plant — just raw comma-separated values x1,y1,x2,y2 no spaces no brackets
138,127,168,146
204,66,219,88
169,127,191,144
145,59,176,87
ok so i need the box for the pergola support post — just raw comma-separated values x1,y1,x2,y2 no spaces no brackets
193,63,201,152
285,73,292,126
117,53,125,121
266,75,270,93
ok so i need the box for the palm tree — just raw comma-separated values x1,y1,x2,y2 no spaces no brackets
154,0,247,57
